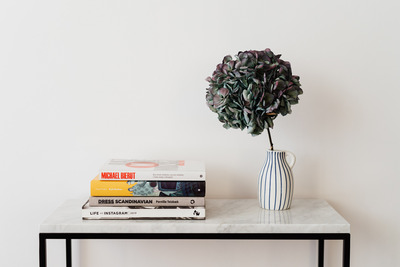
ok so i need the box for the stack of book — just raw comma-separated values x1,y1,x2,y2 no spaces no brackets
82,160,206,220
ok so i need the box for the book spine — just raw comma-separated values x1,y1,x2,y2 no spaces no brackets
82,206,206,220
99,171,205,181
91,180,206,197
89,197,205,207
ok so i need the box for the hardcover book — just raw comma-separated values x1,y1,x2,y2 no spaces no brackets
99,159,205,181
82,200,206,220
91,176,206,197
89,196,205,207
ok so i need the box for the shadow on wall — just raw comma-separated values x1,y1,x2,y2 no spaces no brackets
291,73,360,195
205,159,260,198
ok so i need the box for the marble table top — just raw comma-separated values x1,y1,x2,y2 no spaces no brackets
39,198,350,234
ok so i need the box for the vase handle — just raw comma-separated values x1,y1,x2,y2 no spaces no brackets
285,151,296,168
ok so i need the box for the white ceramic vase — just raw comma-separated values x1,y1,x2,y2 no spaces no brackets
258,150,296,210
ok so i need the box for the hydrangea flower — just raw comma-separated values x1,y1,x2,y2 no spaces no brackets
206,48,303,138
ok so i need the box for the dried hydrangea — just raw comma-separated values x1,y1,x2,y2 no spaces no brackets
206,48,303,137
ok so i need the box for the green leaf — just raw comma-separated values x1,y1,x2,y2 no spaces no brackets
242,90,249,101
223,55,232,63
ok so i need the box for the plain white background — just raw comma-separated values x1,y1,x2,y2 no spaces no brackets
1,0,399,266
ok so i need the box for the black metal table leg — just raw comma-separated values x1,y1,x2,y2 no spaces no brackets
66,238,72,267
318,239,324,267
39,233,350,266
342,234,351,267
39,234,47,267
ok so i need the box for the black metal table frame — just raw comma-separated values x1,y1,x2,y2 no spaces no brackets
39,232,350,267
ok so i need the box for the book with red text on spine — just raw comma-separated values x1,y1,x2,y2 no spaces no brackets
99,159,205,181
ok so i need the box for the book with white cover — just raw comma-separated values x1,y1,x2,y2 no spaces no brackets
99,159,205,181
89,196,205,207
82,200,206,220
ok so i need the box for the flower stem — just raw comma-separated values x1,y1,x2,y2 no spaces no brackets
267,127,274,151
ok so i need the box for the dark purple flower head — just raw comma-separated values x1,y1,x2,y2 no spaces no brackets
206,48,303,136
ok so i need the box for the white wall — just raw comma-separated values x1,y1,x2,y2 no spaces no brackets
1,0,399,266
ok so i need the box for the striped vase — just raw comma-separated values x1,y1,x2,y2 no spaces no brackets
258,150,296,210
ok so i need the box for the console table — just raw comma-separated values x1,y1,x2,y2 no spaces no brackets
39,198,350,267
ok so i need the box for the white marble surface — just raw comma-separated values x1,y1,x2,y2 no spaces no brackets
39,199,350,234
